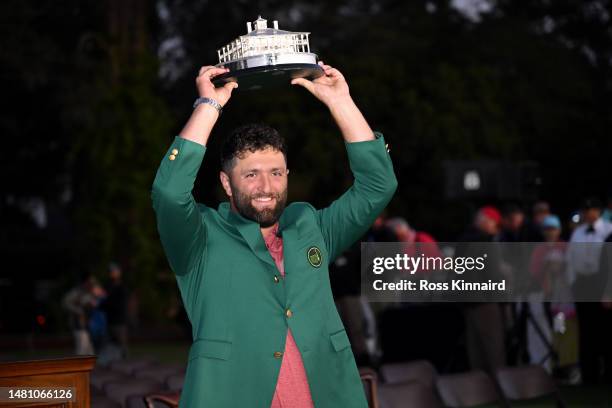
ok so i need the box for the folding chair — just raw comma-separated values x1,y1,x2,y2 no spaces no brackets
143,392,181,408
379,381,443,408
436,370,508,407
380,360,438,387
494,365,566,408
103,377,164,407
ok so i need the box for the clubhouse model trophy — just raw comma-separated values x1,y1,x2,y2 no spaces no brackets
212,16,324,90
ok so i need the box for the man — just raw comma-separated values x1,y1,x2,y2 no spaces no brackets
532,201,551,227
385,217,438,246
567,198,612,289
151,61,397,407
458,206,506,372
597,232,612,384
385,217,442,270
461,205,501,242
528,215,567,372
525,200,551,242
498,204,528,242
100,262,129,358
62,274,100,355
567,198,612,384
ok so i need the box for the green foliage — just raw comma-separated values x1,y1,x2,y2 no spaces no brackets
67,54,174,320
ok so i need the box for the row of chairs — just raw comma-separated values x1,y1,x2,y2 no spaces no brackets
90,358,185,408
362,361,565,408
91,357,564,407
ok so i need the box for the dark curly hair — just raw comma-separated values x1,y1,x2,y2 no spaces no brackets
220,124,287,173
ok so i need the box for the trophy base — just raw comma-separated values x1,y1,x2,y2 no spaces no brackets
212,63,324,91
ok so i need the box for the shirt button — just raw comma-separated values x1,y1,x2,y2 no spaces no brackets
171,148,179,155
285,309,293,318
169,154,176,161
273,351,283,359
273,276,280,283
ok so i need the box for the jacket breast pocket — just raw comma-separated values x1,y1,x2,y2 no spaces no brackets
330,329,351,352
188,338,232,361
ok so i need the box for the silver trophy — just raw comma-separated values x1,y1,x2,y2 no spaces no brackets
212,16,324,90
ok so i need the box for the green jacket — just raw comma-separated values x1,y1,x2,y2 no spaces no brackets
152,133,397,407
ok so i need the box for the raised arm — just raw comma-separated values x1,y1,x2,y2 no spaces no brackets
292,62,397,261
151,66,237,276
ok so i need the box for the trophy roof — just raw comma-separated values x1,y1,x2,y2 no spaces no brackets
244,15,309,37
241,28,309,37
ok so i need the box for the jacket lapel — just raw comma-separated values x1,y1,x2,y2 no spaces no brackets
279,207,301,277
218,202,276,268
279,224,297,276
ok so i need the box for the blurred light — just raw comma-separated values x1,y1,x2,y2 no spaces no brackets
464,170,481,191
451,0,494,22
36,315,46,326
572,213,581,224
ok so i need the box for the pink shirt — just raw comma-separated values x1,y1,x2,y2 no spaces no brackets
264,225,315,408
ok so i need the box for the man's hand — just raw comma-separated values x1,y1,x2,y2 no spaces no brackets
197,65,238,106
179,65,237,146
291,61,350,107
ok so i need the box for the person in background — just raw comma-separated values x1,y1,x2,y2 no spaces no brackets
62,275,99,355
530,215,567,294
460,206,500,242
329,240,375,367
498,203,531,292
525,201,551,242
528,215,568,372
385,217,442,271
336,210,394,365
533,201,551,227
385,217,437,245
567,197,612,384
498,204,528,243
459,206,506,373
100,262,129,358
498,203,535,365
596,232,612,384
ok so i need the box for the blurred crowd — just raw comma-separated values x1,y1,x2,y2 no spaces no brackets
330,196,612,386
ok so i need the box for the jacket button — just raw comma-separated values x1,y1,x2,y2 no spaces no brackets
273,276,280,283
273,351,283,359
285,309,293,318
171,148,179,155
169,154,176,161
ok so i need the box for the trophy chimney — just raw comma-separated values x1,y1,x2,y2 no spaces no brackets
254,16,267,30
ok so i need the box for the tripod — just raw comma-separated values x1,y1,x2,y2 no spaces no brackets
507,300,559,368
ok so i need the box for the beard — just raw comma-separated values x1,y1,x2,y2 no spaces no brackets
230,184,288,228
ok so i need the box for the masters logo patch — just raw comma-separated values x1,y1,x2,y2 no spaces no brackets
307,246,323,268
